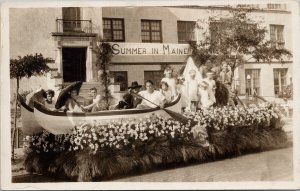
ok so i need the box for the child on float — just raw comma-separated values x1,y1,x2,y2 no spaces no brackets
176,73,188,112
199,71,216,108
159,81,173,103
161,67,177,98
185,69,199,112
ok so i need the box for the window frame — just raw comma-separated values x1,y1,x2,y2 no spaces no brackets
141,19,163,43
273,68,288,97
103,18,125,42
270,24,285,49
144,70,164,90
177,20,196,43
245,69,261,96
112,71,128,92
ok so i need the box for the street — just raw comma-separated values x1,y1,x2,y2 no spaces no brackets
12,147,293,182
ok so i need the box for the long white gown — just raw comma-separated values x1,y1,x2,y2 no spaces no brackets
199,78,216,108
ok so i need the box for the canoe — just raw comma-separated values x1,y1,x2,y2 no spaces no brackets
34,94,183,135
18,96,44,135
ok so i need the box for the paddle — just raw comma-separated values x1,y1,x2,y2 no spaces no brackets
129,90,190,124
234,94,246,110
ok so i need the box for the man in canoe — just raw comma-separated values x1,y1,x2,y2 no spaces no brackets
83,87,102,112
114,81,142,109
136,80,166,109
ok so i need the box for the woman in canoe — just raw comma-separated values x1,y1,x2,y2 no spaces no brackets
65,89,85,112
41,89,57,111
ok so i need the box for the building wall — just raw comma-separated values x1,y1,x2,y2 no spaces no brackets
104,6,293,97
10,7,103,94
103,7,179,43
109,63,184,87
10,8,61,94
9,6,294,99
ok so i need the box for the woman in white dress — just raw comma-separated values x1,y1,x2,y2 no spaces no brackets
185,69,199,111
200,72,216,108
161,67,177,97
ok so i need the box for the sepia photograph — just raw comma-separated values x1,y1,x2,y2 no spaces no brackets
1,0,300,190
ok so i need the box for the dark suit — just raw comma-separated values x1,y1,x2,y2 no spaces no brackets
115,93,141,109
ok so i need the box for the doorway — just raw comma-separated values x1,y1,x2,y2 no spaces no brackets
62,48,87,82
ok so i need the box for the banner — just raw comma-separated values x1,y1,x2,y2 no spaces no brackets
109,42,191,56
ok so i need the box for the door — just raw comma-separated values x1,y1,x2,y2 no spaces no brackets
62,48,87,82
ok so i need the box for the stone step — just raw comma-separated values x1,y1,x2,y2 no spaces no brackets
78,82,103,98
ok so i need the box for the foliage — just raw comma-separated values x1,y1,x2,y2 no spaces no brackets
23,104,288,181
10,53,53,160
190,7,292,83
281,83,293,100
95,41,114,110
10,53,52,80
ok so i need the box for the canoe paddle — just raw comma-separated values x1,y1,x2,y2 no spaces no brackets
129,90,190,124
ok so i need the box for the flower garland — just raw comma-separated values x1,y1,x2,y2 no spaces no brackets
24,103,284,155
23,104,287,181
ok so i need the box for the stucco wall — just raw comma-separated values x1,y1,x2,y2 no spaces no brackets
9,8,61,95
103,7,179,43
239,62,292,97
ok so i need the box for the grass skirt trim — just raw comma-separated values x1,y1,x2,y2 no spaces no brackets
24,121,288,181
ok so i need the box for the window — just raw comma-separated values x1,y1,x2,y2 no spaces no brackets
267,4,286,10
144,71,164,89
103,18,125,42
270,25,284,48
177,21,195,43
141,20,162,43
245,69,260,96
62,7,81,32
237,4,260,9
273,68,288,97
112,71,128,91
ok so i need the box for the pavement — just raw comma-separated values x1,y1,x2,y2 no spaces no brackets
12,147,293,182
114,147,293,182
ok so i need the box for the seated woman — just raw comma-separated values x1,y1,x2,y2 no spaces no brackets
160,81,173,103
83,87,102,112
65,89,85,112
41,89,57,111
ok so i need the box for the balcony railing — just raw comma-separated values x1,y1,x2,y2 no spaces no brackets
56,19,93,33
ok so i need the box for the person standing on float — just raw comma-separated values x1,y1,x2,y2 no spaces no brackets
161,67,177,97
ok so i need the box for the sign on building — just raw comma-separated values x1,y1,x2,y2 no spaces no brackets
110,43,191,56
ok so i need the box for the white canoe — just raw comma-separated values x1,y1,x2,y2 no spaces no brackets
19,97,44,135
34,94,183,135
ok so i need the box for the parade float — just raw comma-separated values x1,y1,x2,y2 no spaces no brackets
21,96,288,181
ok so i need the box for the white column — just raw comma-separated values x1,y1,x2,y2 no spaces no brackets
86,46,93,82
54,38,63,77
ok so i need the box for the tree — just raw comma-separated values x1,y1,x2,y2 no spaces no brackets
95,41,114,110
191,7,292,84
10,53,52,160
190,7,292,106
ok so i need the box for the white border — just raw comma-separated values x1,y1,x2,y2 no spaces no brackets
1,0,300,190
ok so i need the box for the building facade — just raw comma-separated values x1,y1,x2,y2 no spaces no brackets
10,4,293,101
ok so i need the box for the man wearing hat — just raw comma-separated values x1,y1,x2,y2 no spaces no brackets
115,81,142,109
